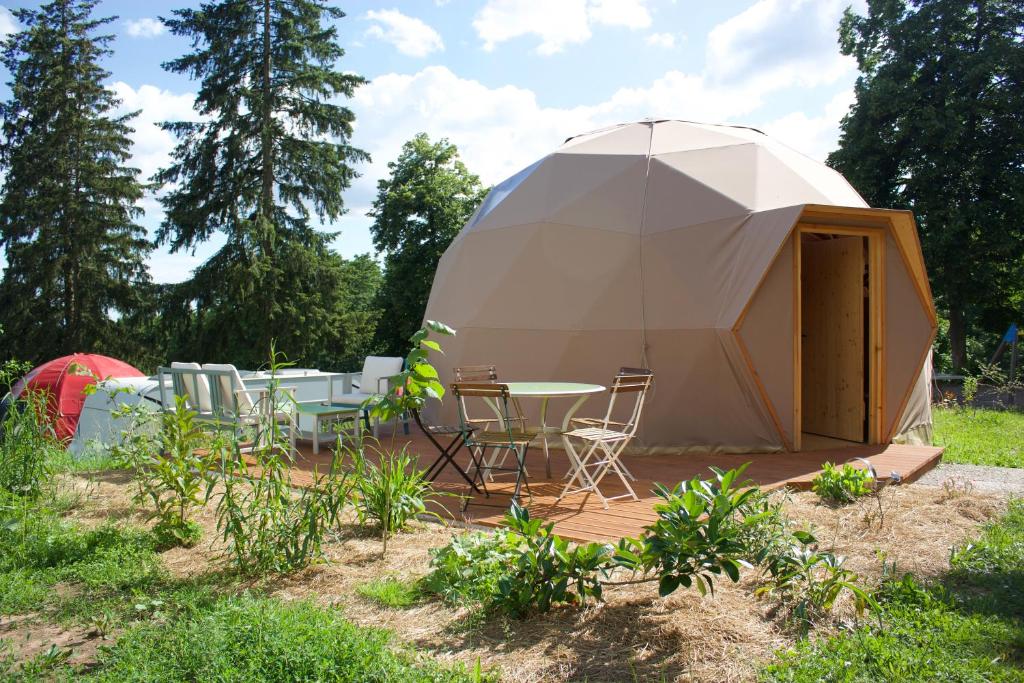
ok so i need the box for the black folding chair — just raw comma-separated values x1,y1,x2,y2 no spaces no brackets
413,409,485,494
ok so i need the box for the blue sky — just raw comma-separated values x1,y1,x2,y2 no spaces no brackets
0,0,866,283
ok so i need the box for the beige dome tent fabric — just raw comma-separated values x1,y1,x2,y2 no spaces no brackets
424,120,937,452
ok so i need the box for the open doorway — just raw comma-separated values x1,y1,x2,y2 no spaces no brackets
799,232,870,444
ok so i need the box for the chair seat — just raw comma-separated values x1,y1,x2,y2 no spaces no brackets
563,426,631,443
330,393,375,406
423,423,469,436
570,417,629,428
470,430,535,446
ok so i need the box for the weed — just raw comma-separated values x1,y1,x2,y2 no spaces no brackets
811,462,874,504
356,576,421,608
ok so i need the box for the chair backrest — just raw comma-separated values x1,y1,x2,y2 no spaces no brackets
360,356,403,395
600,372,654,436
618,367,653,376
202,363,254,417
169,362,213,414
454,365,498,382
451,382,518,442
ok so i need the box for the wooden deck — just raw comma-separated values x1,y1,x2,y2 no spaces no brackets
284,431,943,542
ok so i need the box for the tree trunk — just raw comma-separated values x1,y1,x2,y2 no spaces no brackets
259,0,275,359
949,304,967,372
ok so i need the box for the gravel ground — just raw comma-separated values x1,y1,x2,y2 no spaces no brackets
915,463,1024,496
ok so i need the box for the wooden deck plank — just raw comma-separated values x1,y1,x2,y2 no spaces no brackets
283,431,943,542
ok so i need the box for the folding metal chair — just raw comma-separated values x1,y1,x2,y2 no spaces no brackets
559,372,654,508
453,365,528,432
413,408,484,494
452,382,535,508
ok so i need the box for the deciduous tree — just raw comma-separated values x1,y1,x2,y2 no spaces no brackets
829,0,1024,370
369,134,486,354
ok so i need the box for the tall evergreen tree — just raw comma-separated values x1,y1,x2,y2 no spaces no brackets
828,0,1024,371
156,0,368,368
369,134,486,354
0,0,150,364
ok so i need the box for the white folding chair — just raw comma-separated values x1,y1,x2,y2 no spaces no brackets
558,372,653,508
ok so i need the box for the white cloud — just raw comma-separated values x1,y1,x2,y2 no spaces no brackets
760,89,855,161
364,9,444,58
0,7,17,39
472,0,652,54
109,82,199,183
706,0,861,89
473,0,591,55
645,32,675,48
588,0,652,29
124,17,164,38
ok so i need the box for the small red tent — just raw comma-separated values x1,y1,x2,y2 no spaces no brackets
12,354,145,443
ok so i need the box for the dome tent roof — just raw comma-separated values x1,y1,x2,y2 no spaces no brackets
424,120,935,451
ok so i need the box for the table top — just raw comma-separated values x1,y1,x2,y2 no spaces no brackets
295,401,363,416
503,382,605,397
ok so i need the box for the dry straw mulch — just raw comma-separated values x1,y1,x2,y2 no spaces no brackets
56,472,1006,682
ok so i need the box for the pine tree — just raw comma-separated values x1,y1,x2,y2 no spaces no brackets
369,134,487,354
829,0,1024,371
0,0,151,364
155,0,369,368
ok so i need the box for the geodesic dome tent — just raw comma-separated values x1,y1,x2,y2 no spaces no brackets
423,120,937,453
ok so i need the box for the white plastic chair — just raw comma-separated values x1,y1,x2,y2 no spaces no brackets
202,363,296,455
169,362,213,415
332,356,405,437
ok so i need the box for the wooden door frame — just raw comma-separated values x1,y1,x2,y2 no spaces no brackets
794,223,885,451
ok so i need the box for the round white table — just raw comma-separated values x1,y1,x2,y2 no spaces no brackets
495,382,606,478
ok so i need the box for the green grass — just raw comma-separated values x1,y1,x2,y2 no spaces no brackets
357,576,422,608
759,500,1024,682
933,407,1024,467
83,594,486,682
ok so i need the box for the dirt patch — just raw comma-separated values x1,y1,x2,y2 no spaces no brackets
37,473,1007,682
0,613,103,671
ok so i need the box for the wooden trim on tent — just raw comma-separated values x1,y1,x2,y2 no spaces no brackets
793,234,802,452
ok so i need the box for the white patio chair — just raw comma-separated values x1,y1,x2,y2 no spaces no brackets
202,363,297,456
558,372,654,509
168,362,213,415
331,355,406,437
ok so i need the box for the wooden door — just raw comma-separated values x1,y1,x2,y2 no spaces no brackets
801,236,865,442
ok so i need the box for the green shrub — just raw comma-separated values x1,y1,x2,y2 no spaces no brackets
423,528,523,606
357,576,422,608
213,349,353,575
755,531,874,633
0,360,62,500
84,594,489,682
112,395,216,549
614,465,757,597
348,442,440,555
493,503,613,616
811,462,874,504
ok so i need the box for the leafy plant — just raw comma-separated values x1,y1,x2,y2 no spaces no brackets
423,529,524,606
493,503,613,616
811,462,874,504
347,441,441,555
364,320,454,429
613,465,756,597
212,347,353,574
0,359,61,500
112,396,216,549
755,531,875,633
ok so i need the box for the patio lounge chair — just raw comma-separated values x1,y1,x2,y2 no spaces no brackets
331,356,407,437
168,362,213,415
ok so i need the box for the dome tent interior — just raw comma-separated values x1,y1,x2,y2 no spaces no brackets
423,120,937,453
